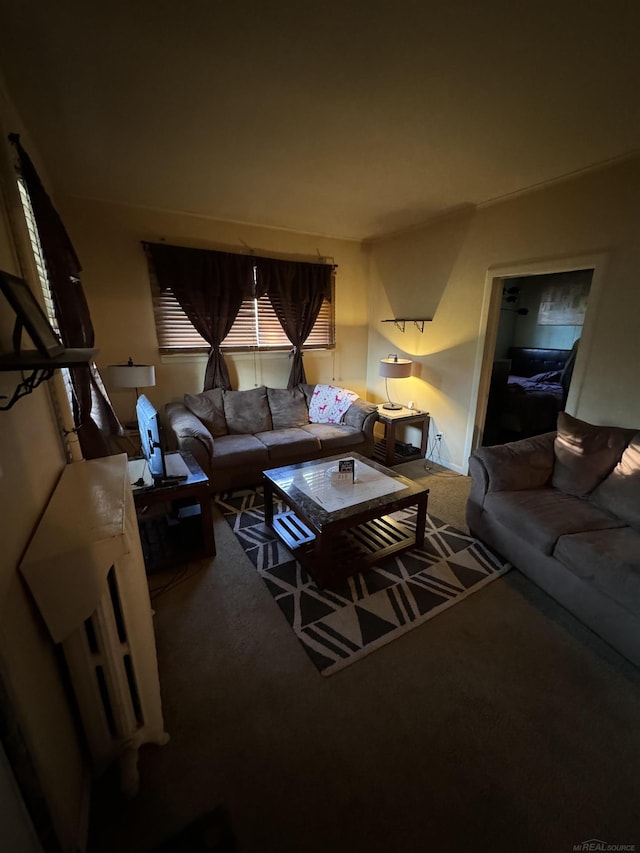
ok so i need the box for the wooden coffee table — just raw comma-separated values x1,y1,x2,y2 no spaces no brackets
263,452,429,588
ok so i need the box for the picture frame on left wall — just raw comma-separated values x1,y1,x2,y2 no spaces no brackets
0,269,64,357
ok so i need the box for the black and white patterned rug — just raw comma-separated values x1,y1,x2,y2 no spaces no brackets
215,488,510,676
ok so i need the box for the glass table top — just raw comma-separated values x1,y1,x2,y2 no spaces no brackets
263,452,427,525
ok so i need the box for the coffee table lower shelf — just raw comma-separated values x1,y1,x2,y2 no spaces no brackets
271,509,417,587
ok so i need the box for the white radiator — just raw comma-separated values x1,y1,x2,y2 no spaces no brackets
20,454,169,798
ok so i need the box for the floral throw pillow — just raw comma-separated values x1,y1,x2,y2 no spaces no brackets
308,384,359,424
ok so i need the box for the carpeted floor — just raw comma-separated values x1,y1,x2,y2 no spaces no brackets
88,461,640,853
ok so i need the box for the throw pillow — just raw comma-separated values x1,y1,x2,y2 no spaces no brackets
552,412,635,498
223,386,272,435
266,387,309,430
591,432,640,530
308,384,359,424
183,388,228,437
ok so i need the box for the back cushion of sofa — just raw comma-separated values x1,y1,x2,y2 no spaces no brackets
267,387,309,430
552,412,635,498
224,386,272,434
183,388,228,437
299,383,316,406
591,432,640,529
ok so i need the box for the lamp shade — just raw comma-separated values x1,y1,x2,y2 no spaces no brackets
379,357,412,379
108,361,156,389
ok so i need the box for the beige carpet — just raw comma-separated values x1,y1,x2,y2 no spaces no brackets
88,462,640,853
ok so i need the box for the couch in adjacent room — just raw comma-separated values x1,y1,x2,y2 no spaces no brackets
165,383,379,493
466,412,640,666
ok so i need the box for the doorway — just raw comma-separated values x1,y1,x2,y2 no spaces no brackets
480,268,592,446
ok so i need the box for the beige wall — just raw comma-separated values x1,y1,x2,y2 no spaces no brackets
0,92,87,850
53,158,640,476
367,157,640,471
57,196,371,426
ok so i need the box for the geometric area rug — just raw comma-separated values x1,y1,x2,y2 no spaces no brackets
215,488,510,677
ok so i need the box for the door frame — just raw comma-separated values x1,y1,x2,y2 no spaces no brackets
465,251,607,463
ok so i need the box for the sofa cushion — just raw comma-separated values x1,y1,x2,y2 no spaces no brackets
301,423,363,451
183,388,228,437
475,433,555,493
266,387,309,430
590,432,640,530
483,488,625,555
552,412,635,497
211,433,270,469
299,383,316,405
554,527,640,614
343,398,378,430
165,402,215,456
223,386,272,434
255,428,321,461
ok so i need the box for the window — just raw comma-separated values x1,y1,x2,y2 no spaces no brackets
17,179,75,410
150,265,335,353
17,178,111,431
17,179,60,334
12,137,121,457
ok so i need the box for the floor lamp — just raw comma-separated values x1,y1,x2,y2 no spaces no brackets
379,355,412,410
108,357,156,427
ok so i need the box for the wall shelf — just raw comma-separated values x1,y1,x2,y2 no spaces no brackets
0,269,97,410
381,318,432,333
0,348,97,410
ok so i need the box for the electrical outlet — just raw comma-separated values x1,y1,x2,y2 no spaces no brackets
436,433,443,440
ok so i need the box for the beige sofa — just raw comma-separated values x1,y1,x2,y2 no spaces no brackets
466,413,640,666
165,383,378,493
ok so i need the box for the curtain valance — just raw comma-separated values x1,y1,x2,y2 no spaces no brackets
144,242,256,301
143,241,333,301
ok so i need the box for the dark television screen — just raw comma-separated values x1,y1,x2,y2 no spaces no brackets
136,394,165,478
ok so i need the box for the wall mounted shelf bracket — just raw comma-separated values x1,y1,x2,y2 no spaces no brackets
0,365,55,411
0,270,97,410
0,348,98,411
381,318,432,333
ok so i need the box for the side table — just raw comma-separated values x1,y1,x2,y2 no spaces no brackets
129,450,215,570
373,406,430,466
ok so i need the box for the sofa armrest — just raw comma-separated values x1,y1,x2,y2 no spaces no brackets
165,402,215,476
470,431,556,494
343,398,379,437
468,454,490,510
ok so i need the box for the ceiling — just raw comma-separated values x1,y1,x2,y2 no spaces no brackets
1,0,640,241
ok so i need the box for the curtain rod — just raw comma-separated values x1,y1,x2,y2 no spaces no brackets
141,239,337,269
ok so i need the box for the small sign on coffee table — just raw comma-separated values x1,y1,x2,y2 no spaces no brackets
331,458,355,486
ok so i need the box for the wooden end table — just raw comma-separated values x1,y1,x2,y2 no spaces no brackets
373,406,430,466
129,450,215,570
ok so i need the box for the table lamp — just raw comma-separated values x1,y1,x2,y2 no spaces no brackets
379,355,412,410
108,357,156,426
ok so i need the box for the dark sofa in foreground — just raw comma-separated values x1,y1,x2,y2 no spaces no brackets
166,383,378,493
467,413,640,666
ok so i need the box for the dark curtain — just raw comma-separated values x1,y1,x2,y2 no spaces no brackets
256,257,332,387
145,242,254,390
9,134,121,459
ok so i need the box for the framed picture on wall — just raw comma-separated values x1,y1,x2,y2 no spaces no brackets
538,280,590,326
0,270,64,357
